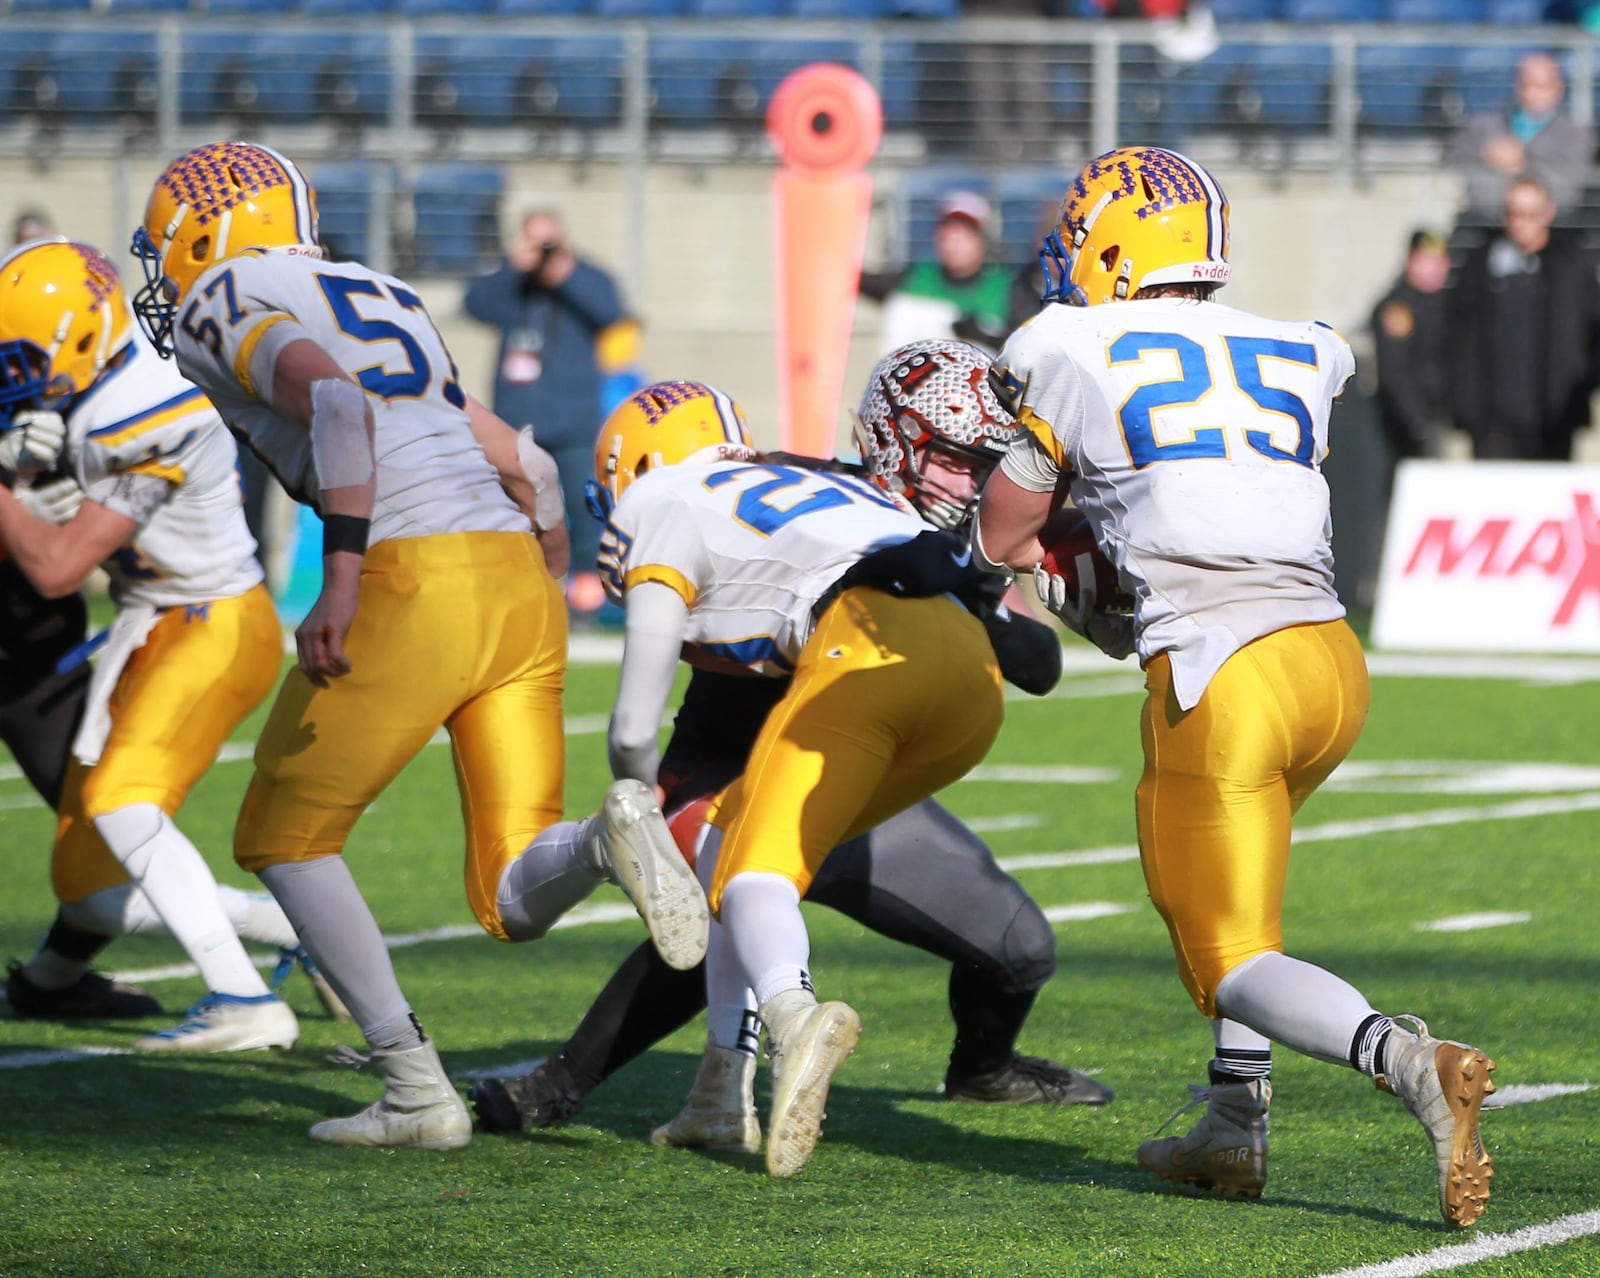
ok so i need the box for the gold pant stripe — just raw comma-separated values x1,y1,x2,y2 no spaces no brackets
708,589,1004,914
52,584,282,906
1137,618,1370,1015
234,531,568,941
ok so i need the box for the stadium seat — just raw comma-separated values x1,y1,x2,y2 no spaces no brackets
1483,0,1545,19
877,39,923,130
889,0,959,16
308,161,384,265
1250,42,1333,133
0,31,67,129
47,31,161,125
413,34,560,130
691,0,785,14
1205,0,1282,19
995,168,1067,270
7,0,92,11
495,0,596,12
106,0,191,13
401,0,496,14
409,164,504,276
1386,0,1486,21
595,0,689,13
648,37,761,130
203,0,295,13
1457,44,1531,118
787,0,885,16
747,39,862,107
1356,43,1462,136
301,0,401,14
1285,0,1382,20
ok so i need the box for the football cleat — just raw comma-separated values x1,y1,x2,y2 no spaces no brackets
310,1037,472,1151
1376,1015,1496,1228
599,779,710,972
651,1041,761,1155
469,1052,589,1134
270,946,354,1022
133,991,298,1053
761,991,861,1179
1137,1078,1270,1199
5,958,162,1020
944,1053,1114,1106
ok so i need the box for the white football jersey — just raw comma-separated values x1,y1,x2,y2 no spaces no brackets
172,250,528,545
65,330,262,610
994,297,1355,710
599,460,925,675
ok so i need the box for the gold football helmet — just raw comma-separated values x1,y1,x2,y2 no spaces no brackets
0,238,134,410
1041,146,1231,307
131,141,320,356
587,380,755,520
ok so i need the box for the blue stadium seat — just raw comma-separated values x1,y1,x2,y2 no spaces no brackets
748,39,862,106
1483,0,1545,19
192,33,390,129
308,161,383,265
401,0,495,13
106,0,191,12
1356,43,1461,134
413,35,564,129
0,31,67,127
301,0,400,14
203,0,295,13
49,31,161,123
691,0,784,13
787,0,884,16
1285,0,1381,19
889,0,958,15
595,0,688,13
995,168,1067,270
1457,44,1534,118
1386,0,1485,20
7,0,92,11
649,37,760,128
410,164,504,275
1205,0,1282,18
548,37,625,125
1251,43,1333,132
495,0,596,11
877,40,920,130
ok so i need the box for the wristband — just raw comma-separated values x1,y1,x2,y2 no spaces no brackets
323,514,370,557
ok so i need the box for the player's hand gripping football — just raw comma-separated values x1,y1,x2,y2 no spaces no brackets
0,410,68,478
296,556,361,688
1032,560,1136,661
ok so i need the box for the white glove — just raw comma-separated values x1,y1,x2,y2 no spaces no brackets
1032,561,1136,661
16,474,84,525
515,425,567,533
0,410,68,476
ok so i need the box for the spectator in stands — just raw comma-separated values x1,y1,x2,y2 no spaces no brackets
1450,51,1591,234
465,210,628,627
1370,229,1453,467
11,209,52,245
1449,177,1600,461
859,191,1015,355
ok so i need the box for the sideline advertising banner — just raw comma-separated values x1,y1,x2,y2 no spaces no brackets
1372,461,1600,652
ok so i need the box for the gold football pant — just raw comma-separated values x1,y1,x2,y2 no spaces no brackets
52,584,282,906
708,588,1004,914
234,531,568,942
1138,618,1370,1016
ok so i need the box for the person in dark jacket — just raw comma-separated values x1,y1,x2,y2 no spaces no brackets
464,210,627,622
1450,177,1600,461
1371,229,1453,466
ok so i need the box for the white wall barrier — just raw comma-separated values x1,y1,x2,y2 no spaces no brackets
1372,461,1600,653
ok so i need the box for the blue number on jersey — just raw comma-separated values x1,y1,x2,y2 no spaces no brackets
316,275,433,399
702,464,901,536
1111,331,1318,469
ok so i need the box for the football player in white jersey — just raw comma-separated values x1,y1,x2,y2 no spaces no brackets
972,147,1496,1228
587,379,1007,1177
0,238,333,1050
130,141,706,1151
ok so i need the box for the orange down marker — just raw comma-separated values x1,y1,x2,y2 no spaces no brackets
767,64,883,457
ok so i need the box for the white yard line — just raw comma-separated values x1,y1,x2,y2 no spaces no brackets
964,814,1045,834
1313,1209,1600,1278
1415,913,1532,933
1041,902,1136,923
1484,1083,1594,1108
964,765,1122,785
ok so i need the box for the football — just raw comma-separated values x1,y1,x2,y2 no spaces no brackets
1037,508,1133,612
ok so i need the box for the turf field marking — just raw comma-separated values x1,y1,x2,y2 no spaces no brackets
1313,1208,1600,1278
995,791,1600,873
964,765,1122,784
965,814,1045,834
1484,1082,1594,1107
0,1046,132,1069
1042,902,1136,923
1324,760,1600,795
1415,912,1532,933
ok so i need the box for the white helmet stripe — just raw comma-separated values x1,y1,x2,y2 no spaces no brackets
215,209,233,264
709,385,745,444
1162,147,1228,262
257,143,316,244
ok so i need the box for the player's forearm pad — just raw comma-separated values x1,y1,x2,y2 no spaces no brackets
310,379,374,491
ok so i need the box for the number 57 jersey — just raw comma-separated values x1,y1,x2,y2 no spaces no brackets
170,251,527,546
994,296,1356,710
598,460,926,676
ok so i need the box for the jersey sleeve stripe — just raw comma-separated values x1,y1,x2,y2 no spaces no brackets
624,563,697,607
123,459,187,485
86,387,210,446
1015,405,1066,467
233,313,294,398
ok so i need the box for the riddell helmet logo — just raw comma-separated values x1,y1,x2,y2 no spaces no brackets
1402,491,1600,627
1188,263,1230,280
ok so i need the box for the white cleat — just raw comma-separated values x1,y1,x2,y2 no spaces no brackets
762,992,861,1179
134,992,299,1053
651,1041,761,1154
1377,1015,1497,1228
310,1037,472,1151
601,779,709,971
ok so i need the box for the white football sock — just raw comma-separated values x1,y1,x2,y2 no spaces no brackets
720,871,812,1009
495,817,605,941
258,857,420,1051
92,803,270,998
65,883,300,952
695,828,757,1052
1215,950,1380,1068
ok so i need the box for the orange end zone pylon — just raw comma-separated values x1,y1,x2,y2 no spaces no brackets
767,63,883,458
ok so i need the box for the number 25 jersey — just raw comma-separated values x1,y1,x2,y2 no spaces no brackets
599,460,925,676
171,251,528,546
994,297,1356,710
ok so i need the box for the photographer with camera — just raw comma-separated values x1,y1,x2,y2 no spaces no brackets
465,210,629,627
